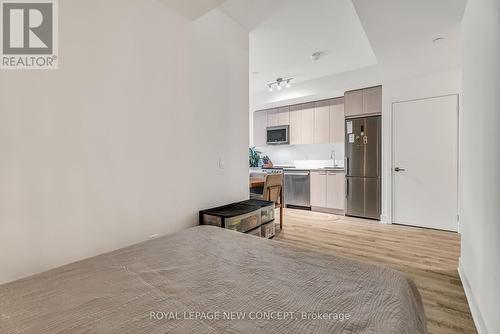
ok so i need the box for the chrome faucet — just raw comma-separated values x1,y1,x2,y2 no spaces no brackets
330,150,336,167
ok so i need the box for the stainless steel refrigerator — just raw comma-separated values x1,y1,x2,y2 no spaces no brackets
345,116,381,220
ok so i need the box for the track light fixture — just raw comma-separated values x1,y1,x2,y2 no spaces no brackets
267,77,293,92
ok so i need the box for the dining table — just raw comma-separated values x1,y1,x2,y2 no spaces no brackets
249,177,265,188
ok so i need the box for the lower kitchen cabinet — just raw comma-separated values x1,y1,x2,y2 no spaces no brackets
310,171,328,207
326,172,345,212
310,171,345,214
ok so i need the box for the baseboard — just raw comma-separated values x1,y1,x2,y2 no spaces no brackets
380,215,389,224
311,207,344,215
458,258,489,334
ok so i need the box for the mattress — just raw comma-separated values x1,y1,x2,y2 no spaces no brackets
0,226,427,333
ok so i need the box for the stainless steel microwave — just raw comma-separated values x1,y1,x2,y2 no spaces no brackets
266,125,289,145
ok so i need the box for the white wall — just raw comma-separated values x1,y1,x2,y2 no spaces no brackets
459,0,500,333
381,69,462,223
254,143,345,167
0,0,249,284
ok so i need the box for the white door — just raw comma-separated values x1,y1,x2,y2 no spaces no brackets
392,95,458,231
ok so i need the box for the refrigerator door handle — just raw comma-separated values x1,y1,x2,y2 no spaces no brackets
345,157,349,175
345,178,349,198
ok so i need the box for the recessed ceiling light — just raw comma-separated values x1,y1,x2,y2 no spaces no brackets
432,37,445,43
311,51,325,61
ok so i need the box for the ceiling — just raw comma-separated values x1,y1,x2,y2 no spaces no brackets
160,0,468,95
219,0,289,31
222,0,378,93
352,0,467,80
159,0,226,20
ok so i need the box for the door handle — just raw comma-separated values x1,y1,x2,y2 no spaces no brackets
394,167,406,172
345,179,349,198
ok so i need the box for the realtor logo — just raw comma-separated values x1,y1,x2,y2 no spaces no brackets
1,0,58,69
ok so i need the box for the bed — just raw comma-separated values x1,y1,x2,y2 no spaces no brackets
0,226,427,333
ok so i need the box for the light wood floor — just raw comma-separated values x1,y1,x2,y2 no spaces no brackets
274,209,477,334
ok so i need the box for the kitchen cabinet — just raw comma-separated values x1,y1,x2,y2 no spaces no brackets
326,172,345,211
344,89,364,118
267,109,279,127
289,105,302,145
268,107,289,127
301,102,315,144
278,106,290,125
311,170,345,213
314,100,331,144
253,111,267,147
310,171,327,208
253,98,346,146
363,86,382,116
344,86,382,118
330,99,345,143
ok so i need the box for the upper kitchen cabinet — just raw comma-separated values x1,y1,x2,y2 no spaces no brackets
289,104,302,145
314,100,331,144
363,86,383,115
253,111,267,147
278,106,290,125
253,97,345,146
267,109,279,127
344,89,363,118
301,102,315,145
330,98,345,143
267,107,289,127
345,86,382,118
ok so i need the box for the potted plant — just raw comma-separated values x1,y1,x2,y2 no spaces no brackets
249,147,262,168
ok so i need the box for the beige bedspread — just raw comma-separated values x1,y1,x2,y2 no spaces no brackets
0,226,426,333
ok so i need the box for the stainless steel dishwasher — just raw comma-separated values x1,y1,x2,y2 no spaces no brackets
284,170,311,209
